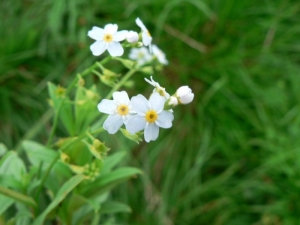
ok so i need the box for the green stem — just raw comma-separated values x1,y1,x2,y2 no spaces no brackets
0,185,37,209
106,67,137,99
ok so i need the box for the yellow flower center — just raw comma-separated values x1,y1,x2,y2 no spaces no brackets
117,104,129,116
138,52,144,58
103,34,113,42
145,110,158,123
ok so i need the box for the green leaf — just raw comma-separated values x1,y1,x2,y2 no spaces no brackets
0,151,26,189
71,193,109,225
0,194,14,214
22,140,58,168
22,140,70,176
101,151,126,174
0,143,7,157
32,174,85,225
14,203,32,225
0,186,37,208
100,201,131,214
82,167,142,198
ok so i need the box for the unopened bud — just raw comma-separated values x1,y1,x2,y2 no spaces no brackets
60,152,70,164
168,96,178,106
126,31,139,43
176,86,194,104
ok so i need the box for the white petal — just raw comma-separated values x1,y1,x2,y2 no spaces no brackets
104,24,118,34
144,123,159,142
131,94,149,114
145,76,155,87
126,115,146,134
142,32,152,46
87,26,104,41
97,99,116,114
113,30,128,42
113,91,130,104
135,17,146,31
156,111,174,128
103,114,123,134
90,41,107,56
149,92,165,112
107,42,124,57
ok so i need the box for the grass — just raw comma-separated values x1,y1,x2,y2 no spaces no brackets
1,0,300,224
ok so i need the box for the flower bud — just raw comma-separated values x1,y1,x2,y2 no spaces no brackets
126,31,139,43
168,96,178,106
176,86,194,104
164,96,178,110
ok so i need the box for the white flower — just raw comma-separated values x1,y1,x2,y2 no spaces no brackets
126,93,174,142
176,86,194,104
135,18,152,50
88,24,127,57
145,76,170,99
152,45,168,65
126,31,139,43
129,47,152,65
97,91,134,134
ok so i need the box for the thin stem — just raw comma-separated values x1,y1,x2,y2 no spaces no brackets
106,67,137,99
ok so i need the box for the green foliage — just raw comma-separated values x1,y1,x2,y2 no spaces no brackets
0,141,141,224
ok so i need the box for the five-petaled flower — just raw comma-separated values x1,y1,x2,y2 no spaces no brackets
145,76,170,99
88,24,127,57
129,47,152,65
135,18,152,50
97,91,133,134
126,93,174,142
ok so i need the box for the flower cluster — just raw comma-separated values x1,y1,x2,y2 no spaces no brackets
88,18,168,65
89,18,194,142
98,77,194,142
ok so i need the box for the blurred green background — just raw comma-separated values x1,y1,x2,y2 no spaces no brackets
1,0,300,224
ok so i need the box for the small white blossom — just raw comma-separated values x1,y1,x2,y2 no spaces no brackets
126,31,139,43
129,47,152,65
145,76,170,99
176,86,194,104
135,18,152,50
152,45,168,65
88,24,127,57
97,91,134,134
126,93,174,142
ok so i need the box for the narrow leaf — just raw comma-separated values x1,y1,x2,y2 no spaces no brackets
100,201,131,214
101,151,126,174
82,167,142,197
0,194,14,214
